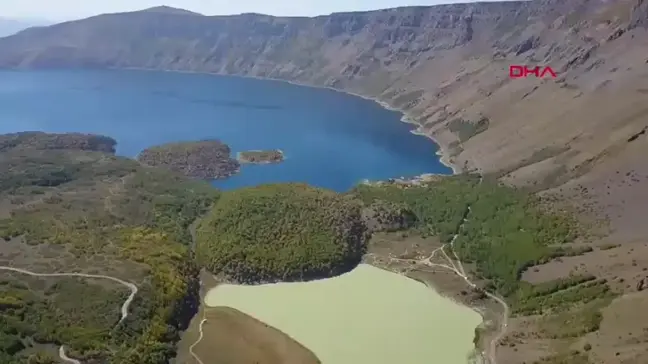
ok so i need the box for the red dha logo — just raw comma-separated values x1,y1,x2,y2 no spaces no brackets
509,65,557,79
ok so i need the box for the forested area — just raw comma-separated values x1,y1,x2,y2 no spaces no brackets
454,181,578,296
196,183,369,283
352,176,581,296
351,175,481,242
0,146,218,364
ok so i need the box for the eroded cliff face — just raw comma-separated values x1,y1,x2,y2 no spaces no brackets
0,0,646,188
2,3,648,363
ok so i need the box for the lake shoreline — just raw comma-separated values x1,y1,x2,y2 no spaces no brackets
108,67,487,359
364,255,494,364
192,256,491,364
116,67,459,176
202,263,482,364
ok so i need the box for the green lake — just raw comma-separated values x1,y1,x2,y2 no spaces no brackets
204,264,483,364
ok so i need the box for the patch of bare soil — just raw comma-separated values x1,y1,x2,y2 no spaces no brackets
522,243,648,293
365,232,490,306
496,266,647,362
174,271,320,364
540,134,648,246
497,134,648,363
586,292,648,363
191,307,321,364
497,315,558,364
365,232,504,362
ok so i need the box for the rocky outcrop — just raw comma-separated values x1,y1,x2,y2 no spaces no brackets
361,200,418,233
0,0,647,188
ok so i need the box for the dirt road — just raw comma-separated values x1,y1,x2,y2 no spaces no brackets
0,266,138,363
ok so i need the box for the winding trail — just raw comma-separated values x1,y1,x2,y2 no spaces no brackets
0,266,138,363
378,204,510,364
59,346,81,364
420,247,509,364
188,316,208,364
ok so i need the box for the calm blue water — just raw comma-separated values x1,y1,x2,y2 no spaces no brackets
0,69,450,191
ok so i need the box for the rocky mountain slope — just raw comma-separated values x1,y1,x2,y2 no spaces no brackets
0,1,646,185
1,1,647,363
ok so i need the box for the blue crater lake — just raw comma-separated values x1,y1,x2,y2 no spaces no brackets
0,69,451,191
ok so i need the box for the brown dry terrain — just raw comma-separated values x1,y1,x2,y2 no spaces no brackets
193,308,320,364
364,232,483,306
0,1,647,363
504,117,648,364
174,272,321,364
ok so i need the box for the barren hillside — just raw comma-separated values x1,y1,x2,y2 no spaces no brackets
0,1,647,363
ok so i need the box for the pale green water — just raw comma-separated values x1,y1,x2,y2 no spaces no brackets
204,264,482,364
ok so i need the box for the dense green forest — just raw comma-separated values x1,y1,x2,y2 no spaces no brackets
195,183,369,283
0,146,218,363
351,175,579,296
193,173,584,297
351,175,481,242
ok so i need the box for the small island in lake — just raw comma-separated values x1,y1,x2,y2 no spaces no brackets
137,139,240,179
237,149,284,164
